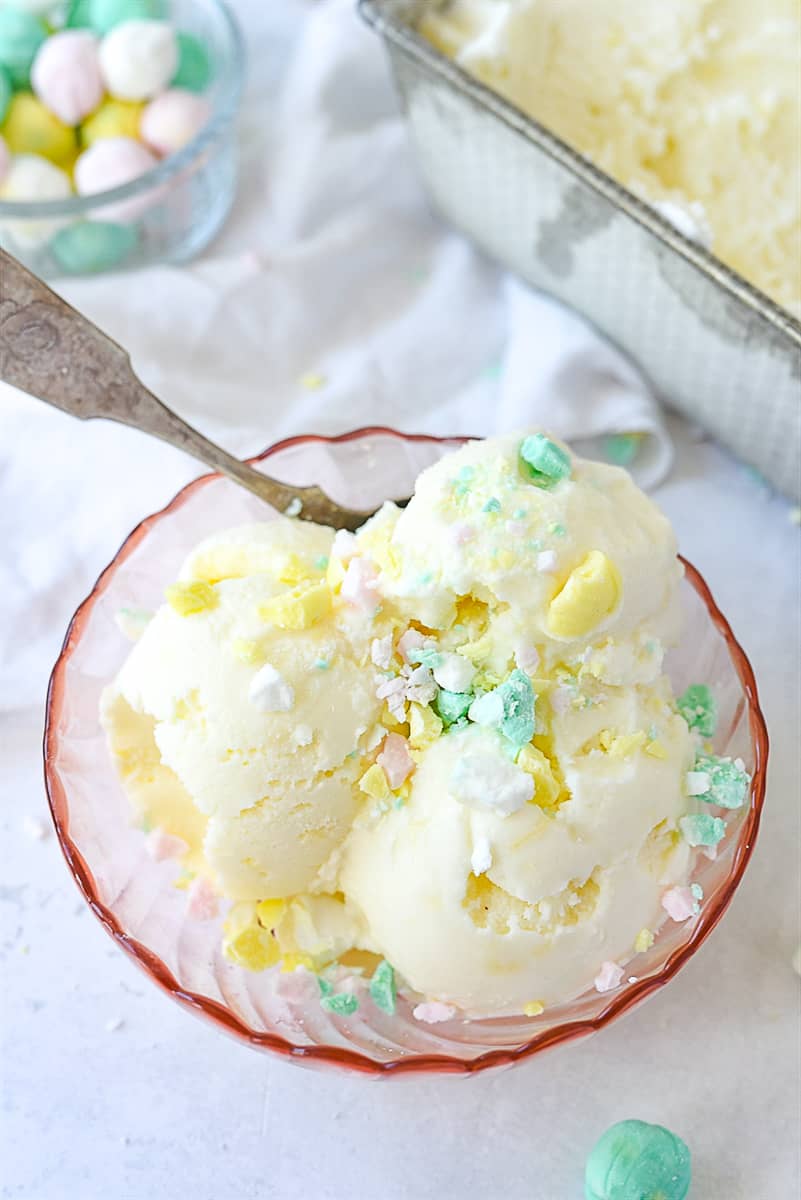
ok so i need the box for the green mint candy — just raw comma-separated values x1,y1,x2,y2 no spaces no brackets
173,31,212,92
408,647,443,669
50,222,138,275
369,960,397,1015
320,992,359,1017
0,9,46,89
603,433,641,466
88,0,168,35
696,754,749,809
435,690,473,727
498,669,535,748
585,1119,691,1200
677,683,718,737
679,813,726,847
65,0,94,27
519,434,572,488
0,65,11,124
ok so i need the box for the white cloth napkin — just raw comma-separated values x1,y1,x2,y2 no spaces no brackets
0,0,672,712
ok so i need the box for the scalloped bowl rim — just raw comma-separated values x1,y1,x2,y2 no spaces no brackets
43,427,770,1077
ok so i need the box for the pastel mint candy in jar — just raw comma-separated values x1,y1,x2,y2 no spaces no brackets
98,18,178,101
0,63,11,123
585,1119,691,1200
172,30,212,92
87,0,168,35
50,221,138,274
0,7,46,88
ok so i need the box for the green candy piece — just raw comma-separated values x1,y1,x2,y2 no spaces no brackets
369,960,397,1015
0,9,46,89
497,669,535,748
173,31,212,92
408,647,442,669
677,683,717,737
320,992,359,1017
519,433,572,488
65,0,94,27
435,689,473,727
317,976,333,998
585,1119,691,1200
695,754,749,809
88,0,168,35
604,433,640,467
0,65,11,124
482,496,501,513
50,222,138,275
679,813,726,847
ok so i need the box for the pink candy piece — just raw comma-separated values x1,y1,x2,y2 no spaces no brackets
31,30,103,126
377,733,415,789
340,558,380,614
140,88,211,157
145,828,189,862
413,1001,456,1024
594,960,624,993
515,643,540,674
661,885,699,922
397,628,426,663
74,136,158,220
186,876,219,921
370,634,394,670
702,844,719,862
451,522,475,547
0,136,9,186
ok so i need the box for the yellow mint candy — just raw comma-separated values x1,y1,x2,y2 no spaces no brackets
223,903,281,971
326,554,347,590
546,551,621,639
358,521,401,579
81,99,145,147
516,744,560,807
645,739,668,759
280,952,315,973
523,1000,545,1017
277,554,317,587
3,93,77,167
635,928,655,953
165,581,218,616
359,763,392,801
259,582,331,630
409,702,443,749
231,638,264,666
256,898,288,930
608,731,647,759
458,632,494,663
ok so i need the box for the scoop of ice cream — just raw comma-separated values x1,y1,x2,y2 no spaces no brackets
421,0,801,318
101,518,384,903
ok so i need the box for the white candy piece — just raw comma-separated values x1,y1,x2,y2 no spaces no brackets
536,549,558,574
74,136,158,220
0,154,72,249
31,30,104,125
99,19,178,102
470,835,492,876
248,664,294,713
432,651,475,694
140,88,210,156
450,751,533,816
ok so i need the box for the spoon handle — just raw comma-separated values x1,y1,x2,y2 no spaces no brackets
0,249,359,523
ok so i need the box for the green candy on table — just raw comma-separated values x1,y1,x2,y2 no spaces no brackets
50,222,138,275
0,64,10,124
173,31,212,92
585,1119,691,1200
86,0,168,35
0,8,46,89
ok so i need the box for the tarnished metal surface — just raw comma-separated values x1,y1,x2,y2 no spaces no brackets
360,0,801,500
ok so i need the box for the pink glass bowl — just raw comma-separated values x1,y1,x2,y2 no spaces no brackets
44,429,769,1077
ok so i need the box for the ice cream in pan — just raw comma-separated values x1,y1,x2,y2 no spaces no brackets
102,433,749,1019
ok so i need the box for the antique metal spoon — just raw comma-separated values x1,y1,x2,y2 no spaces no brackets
0,249,380,531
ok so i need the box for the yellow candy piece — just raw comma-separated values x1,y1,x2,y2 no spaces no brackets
359,763,392,801
280,952,315,973
516,744,560,807
81,98,145,147
326,554,346,590
165,581,218,616
223,903,281,971
277,553,318,587
634,928,655,953
523,1000,545,1017
457,632,494,663
358,520,401,580
2,92,77,167
408,701,443,749
231,637,264,666
547,551,621,639
259,582,331,630
608,731,647,759
645,739,668,760
255,898,288,930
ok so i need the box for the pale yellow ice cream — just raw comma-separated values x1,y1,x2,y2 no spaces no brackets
102,433,734,1017
421,0,801,318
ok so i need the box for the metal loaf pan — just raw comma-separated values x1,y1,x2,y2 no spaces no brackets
359,0,801,501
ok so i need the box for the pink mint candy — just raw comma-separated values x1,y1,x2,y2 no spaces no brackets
74,135,158,219
594,960,624,993
186,876,219,921
31,30,103,126
397,628,427,663
341,558,379,613
0,135,9,185
413,1001,456,1024
145,828,188,861
377,733,414,789
140,88,210,156
661,885,700,922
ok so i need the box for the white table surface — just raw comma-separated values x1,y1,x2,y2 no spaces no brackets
2,2,800,1197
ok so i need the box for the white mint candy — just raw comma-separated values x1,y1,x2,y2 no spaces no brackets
432,651,475,694
140,88,210,156
0,153,72,249
450,751,533,817
99,19,177,101
31,30,104,125
248,664,294,713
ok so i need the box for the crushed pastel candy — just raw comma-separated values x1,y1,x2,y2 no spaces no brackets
685,770,710,796
634,928,654,953
547,551,621,639
432,651,475,693
519,433,572,487
585,1119,691,1200
679,813,726,847
369,960,397,1014
321,991,359,1016
498,669,536,747
470,835,492,876
677,683,718,737
515,643,540,674
165,580,217,616
370,634,394,669
536,549,558,574
695,754,749,809
412,1001,456,1024
248,663,294,713
340,558,380,614
594,961,624,993
408,702,443,748
603,432,642,467
435,689,473,727
377,733,415,789
397,628,429,663
482,497,501,513
661,885,700,922
516,744,560,807
523,1000,545,1017
259,582,331,630
145,828,188,861
186,876,218,920
359,763,392,802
